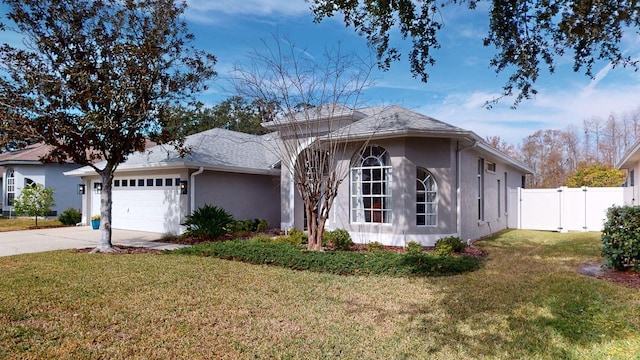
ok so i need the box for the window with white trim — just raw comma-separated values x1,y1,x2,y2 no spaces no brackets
6,168,14,206
416,168,437,226
351,145,392,223
477,158,485,221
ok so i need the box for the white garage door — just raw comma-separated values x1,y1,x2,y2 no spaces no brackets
93,176,185,234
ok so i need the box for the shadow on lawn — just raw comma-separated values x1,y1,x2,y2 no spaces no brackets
404,243,633,357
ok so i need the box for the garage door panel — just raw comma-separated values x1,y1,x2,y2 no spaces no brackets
112,188,183,234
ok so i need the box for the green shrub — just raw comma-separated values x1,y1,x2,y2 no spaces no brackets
365,241,385,253
173,240,481,277
255,219,269,233
58,208,81,225
602,205,640,270
330,229,352,251
406,241,423,255
435,236,466,256
182,204,234,239
250,235,274,243
273,235,304,246
321,230,334,246
287,228,308,244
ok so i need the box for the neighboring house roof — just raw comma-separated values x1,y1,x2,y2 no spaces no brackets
617,139,640,169
66,128,282,177
0,143,63,165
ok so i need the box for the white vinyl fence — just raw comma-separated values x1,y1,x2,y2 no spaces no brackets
513,187,626,232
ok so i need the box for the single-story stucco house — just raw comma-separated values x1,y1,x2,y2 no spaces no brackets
66,104,532,246
0,143,82,216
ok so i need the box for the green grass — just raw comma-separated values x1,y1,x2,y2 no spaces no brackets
174,239,480,276
0,217,64,231
0,230,638,359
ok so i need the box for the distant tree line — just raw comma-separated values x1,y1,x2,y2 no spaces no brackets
488,107,640,188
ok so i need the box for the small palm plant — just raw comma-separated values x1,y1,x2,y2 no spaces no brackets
182,204,234,239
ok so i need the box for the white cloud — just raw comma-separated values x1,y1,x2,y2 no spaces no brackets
185,0,311,22
415,80,640,145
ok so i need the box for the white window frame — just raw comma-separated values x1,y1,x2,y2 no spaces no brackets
416,168,437,226
6,168,15,207
350,145,392,224
477,158,485,222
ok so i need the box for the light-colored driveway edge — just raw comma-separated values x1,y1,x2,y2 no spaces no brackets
0,226,186,257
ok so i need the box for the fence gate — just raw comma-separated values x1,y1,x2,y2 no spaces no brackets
516,187,624,232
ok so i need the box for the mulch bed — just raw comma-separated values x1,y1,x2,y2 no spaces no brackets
577,262,640,289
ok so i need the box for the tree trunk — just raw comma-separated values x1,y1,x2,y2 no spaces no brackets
91,170,117,253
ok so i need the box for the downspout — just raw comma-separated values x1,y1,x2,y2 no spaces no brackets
456,140,478,238
190,167,204,214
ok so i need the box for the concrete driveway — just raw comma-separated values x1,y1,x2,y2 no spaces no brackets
0,226,185,257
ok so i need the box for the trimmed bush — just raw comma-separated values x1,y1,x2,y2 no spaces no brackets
287,228,308,244
406,241,423,255
330,229,352,251
602,205,640,270
174,240,480,277
58,208,82,225
435,236,466,256
182,204,234,239
365,241,385,253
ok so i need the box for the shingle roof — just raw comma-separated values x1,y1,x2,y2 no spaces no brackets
325,105,475,140
0,143,60,164
67,128,282,176
130,128,281,170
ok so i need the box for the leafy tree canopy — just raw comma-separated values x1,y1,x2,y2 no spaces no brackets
164,97,269,137
311,0,640,105
0,0,216,251
565,162,626,187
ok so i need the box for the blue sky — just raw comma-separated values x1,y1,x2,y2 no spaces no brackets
1,1,639,145
182,1,640,145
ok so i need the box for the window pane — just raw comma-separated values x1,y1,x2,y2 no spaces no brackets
129,179,136,187
417,215,425,226
417,204,426,213
156,179,162,186
114,180,120,187
138,179,145,187
165,178,173,186
417,193,426,203
122,181,128,187
147,179,153,186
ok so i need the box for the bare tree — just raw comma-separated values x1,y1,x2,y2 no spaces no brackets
0,0,216,252
232,36,376,251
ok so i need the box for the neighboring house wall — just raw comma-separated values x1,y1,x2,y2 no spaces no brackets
623,162,639,205
3,164,80,216
193,171,280,228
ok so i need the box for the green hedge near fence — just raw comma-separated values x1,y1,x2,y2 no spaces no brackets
602,205,640,270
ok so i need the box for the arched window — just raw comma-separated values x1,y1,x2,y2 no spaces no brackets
417,168,437,226
24,178,35,187
350,145,392,223
6,168,15,207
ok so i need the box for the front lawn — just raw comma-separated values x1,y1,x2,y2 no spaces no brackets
0,230,638,359
0,217,63,231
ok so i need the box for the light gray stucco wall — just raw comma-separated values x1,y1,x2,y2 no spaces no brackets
459,148,526,242
327,137,459,246
194,171,281,229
